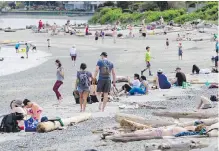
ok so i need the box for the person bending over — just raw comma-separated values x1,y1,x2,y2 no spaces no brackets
197,95,218,110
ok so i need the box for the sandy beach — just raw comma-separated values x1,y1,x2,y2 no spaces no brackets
0,24,218,151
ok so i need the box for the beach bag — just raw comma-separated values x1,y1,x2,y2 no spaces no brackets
79,72,89,88
24,117,38,132
100,61,110,77
0,113,23,133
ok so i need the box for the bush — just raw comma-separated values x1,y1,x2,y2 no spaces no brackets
88,2,217,25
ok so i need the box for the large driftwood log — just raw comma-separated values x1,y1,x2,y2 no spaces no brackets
208,122,219,137
37,113,91,133
115,113,173,127
176,118,218,127
108,135,162,142
152,111,218,119
120,119,151,130
144,140,208,151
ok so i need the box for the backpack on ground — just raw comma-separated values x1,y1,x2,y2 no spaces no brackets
79,72,90,88
100,61,110,76
0,113,23,133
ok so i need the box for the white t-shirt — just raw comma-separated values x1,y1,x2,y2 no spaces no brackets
132,79,141,88
70,48,76,55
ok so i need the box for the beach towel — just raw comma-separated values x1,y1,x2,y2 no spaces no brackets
175,131,199,137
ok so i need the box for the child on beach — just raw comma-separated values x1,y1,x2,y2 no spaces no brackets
166,38,169,49
178,43,183,60
90,79,99,103
23,99,43,121
53,60,64,103
70,45,77,66
100,30,105,43
15,42,20,53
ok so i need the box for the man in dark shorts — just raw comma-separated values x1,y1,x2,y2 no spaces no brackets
171,67,186,86
94,52,116,112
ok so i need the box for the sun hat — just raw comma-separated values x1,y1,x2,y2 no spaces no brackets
157,68,163,73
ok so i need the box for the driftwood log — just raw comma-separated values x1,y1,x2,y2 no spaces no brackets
176,118,218,127
152,111,218,119
120,119,151,130
107,135,162,142
115,113,173,127
144,140,208,151
37,113,91,133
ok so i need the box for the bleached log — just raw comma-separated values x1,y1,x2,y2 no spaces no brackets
153,111,218,119
37,113,91,133
176,118,218,127
120,119,151,130
144,140,208,151
108,135,162,142
115,113,173,127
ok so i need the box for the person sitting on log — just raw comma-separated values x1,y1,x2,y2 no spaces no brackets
197,95,218,110
128,76,149,95
153,69,171,90
117,74,141,94
23,99,43,121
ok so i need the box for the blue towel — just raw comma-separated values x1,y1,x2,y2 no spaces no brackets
175,131,199,137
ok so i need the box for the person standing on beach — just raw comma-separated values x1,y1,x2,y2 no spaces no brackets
100,30,105,43
112,29,117,44
70,45,77,66
38,20,43,32
53,60,64,103
15,42,20,53
85,25,89,35
51,23,57,36
25,43,30,59
215,40,218,55
95,31,99,43
141,46,153,76
166,38,169,49
178,43,183,60
76,63,93,112
93,52,116,112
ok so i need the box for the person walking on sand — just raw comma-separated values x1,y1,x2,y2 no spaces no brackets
51,23,57,36
112,29,117,44
95,31,99,43
25,43,30,59
93,52,116,112
75,63,93,112
70,45,77,66
141,46,153,76
178,42,183,60
166,38,169,49
53,60,64,103
47,39,51,48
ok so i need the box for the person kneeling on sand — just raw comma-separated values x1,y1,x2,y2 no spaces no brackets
23,99,43,121
153,69,171,90
197,95,218,110
76,63,93,112
118,74,141,94
128,76,149,95
191,64,211,74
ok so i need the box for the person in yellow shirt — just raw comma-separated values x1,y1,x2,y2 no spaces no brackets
141,46,152,76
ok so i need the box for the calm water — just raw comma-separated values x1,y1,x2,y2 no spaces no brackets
0,15,91,28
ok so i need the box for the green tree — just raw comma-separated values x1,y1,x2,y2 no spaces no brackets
116,1,131,10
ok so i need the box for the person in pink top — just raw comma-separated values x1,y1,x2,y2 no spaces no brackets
23,99,43,121
38,20,43,32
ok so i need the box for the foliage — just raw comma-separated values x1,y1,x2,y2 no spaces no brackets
89,2,218,25
116,1,131,10
103,1,115,7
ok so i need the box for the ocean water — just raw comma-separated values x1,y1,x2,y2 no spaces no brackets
0,15,91,28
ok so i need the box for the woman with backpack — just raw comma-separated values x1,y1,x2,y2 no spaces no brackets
76,63,93,112
53,60,64,103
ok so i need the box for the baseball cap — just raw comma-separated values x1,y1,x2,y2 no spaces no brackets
146,46,150,50
175,67,181,71
100,52,107,56
157,68,163,73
